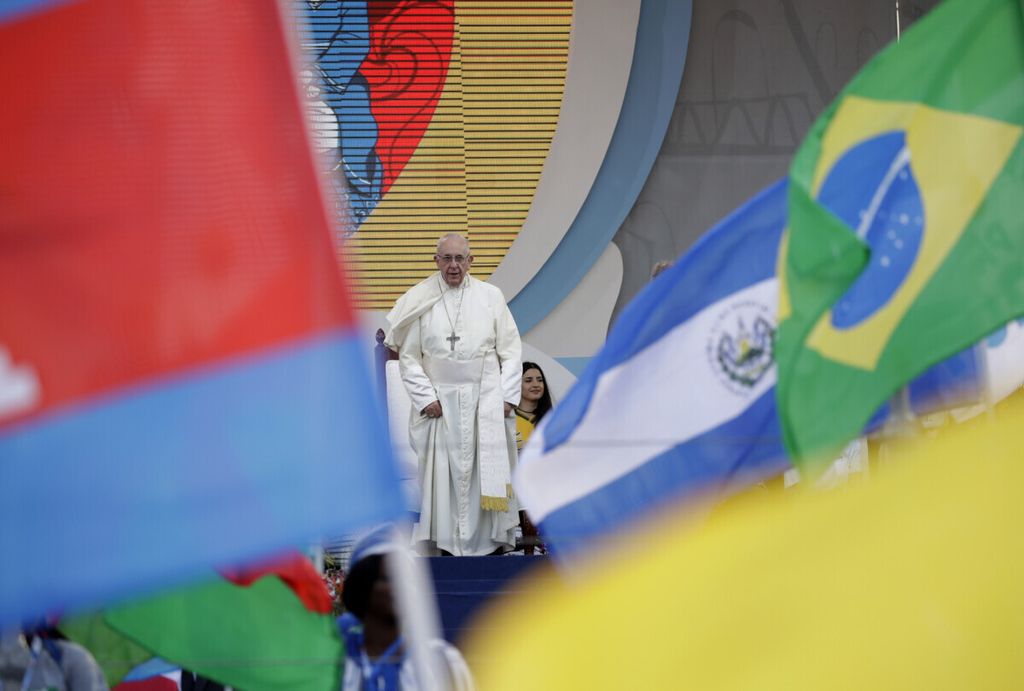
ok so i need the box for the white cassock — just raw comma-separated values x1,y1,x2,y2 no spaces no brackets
385,272,522,556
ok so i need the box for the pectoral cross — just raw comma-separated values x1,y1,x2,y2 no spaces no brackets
446,331,461,351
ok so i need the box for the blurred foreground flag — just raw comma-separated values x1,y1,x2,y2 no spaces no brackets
469,396,1024,690
62,554,341,690
0,0,404,625
105,555,341,691
515,181,792,555
776,0,1024,461
60,613,159,688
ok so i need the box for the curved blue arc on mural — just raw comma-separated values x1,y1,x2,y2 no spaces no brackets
816,130,925,329
508,0,693,334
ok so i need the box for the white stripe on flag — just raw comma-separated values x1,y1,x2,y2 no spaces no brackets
517,278,778,522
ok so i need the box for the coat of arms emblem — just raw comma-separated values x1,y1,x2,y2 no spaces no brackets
707,301,775,396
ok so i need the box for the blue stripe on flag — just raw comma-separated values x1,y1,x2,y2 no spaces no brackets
910,346,981,412
539,391,788,554
0,330,404,626
867,346,983,431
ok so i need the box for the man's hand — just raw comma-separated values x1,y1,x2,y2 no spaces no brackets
421,400,442,418
504,402,514,418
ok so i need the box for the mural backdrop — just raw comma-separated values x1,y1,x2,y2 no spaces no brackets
298,0,934,385
300,0,571,311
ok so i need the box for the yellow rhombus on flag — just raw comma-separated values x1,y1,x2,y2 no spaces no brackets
775,0,1024,462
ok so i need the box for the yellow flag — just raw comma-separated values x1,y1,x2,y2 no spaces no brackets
466,397,1024,690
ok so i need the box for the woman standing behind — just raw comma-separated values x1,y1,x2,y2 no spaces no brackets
514,362,553,554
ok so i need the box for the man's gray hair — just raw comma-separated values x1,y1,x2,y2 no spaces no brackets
436,233,471,256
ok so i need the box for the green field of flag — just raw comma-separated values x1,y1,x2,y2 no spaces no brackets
776,0,1024,462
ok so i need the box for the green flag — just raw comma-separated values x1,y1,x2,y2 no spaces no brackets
776,0,1024,462
106,577,340,691
99,557,342,691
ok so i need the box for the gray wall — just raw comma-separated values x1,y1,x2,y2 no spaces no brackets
611,0,937,319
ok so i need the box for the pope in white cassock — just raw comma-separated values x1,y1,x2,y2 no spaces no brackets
385,234,523,556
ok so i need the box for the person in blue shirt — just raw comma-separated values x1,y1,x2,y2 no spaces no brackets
338,527,473,691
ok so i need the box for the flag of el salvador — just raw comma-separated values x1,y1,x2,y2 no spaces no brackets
516,181,792,555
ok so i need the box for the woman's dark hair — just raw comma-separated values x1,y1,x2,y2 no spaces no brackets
521,361,553,422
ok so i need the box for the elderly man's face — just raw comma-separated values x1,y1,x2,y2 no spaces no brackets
435,237,472,287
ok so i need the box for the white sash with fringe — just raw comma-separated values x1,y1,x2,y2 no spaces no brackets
422,354,513,510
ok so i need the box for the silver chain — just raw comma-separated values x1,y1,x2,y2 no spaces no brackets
438,276,467,336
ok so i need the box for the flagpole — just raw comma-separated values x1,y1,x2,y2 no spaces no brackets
386,524,449,689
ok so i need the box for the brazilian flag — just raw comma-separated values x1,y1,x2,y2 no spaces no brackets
776,0,1024,462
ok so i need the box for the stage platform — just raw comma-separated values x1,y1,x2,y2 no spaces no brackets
427,555,549,644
